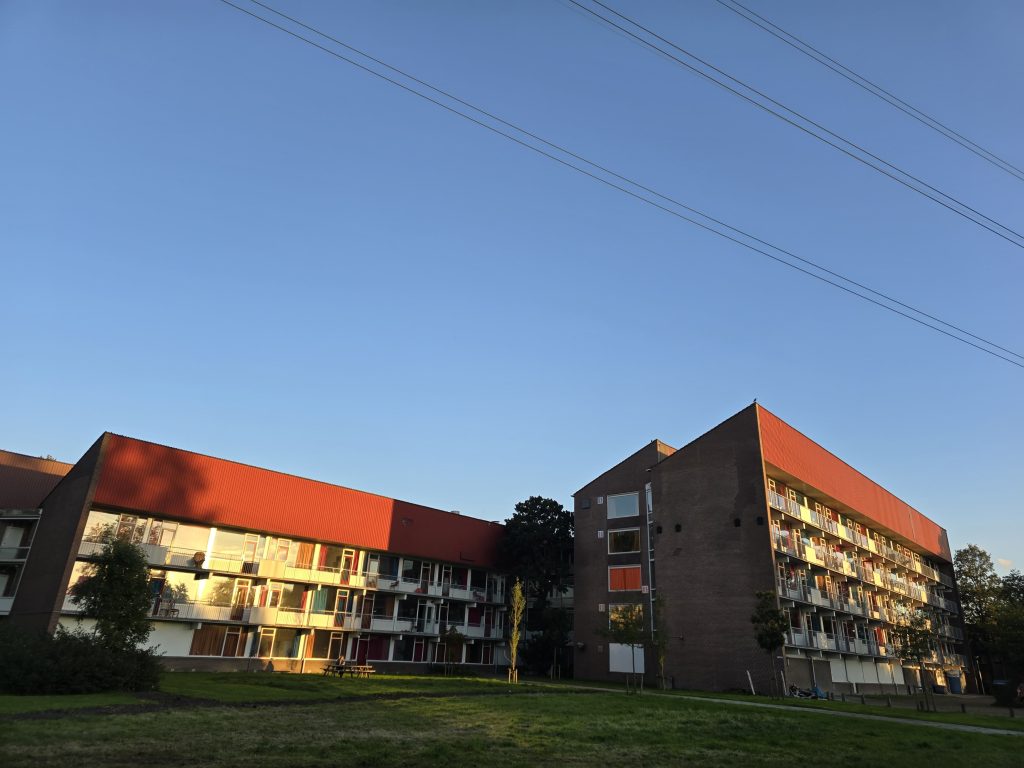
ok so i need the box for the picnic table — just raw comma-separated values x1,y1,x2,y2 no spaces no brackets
322,661,376,678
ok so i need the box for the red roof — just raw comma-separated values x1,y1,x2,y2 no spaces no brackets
0,450,73,508
91,434,503,567
757,406,951,561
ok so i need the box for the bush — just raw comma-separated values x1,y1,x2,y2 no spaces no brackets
0,624,162,694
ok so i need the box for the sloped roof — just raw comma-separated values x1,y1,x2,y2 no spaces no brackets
0,450,73,508
757,405,951,561
90,434,503,567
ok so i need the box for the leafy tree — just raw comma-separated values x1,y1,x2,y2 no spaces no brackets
1001,570,1024,605
498,496,574,605
889,605,938,711
69,537,153,652
954,544,1002,629
522,607,572,678
508,578,526,683
440,626,466,676
990,570,1024,706
750,591,787,697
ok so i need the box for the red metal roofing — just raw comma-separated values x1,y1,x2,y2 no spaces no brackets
756,406,951,562
91,435,503,567
0,450,73,508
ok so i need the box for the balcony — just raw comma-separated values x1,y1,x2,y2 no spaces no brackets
0,545,31,562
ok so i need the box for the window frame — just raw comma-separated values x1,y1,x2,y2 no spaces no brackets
606,527,641,555
608,565,642,592
606,492,640,520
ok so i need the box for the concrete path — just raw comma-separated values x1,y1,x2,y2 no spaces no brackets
529,682,1023,737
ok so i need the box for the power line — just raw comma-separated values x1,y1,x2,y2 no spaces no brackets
242,0,1023,365
213,0,1023,369
715,0,1024,183
568,0,1024,252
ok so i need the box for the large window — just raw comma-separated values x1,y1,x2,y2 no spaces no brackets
607,528,641,554
608,565,642,591
607,492,639,519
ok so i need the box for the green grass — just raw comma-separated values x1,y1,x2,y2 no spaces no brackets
0,675,1020,767
158,671,512,702
538,678,1024,732
0,692,146,715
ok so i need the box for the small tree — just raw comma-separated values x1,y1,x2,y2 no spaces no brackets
508,578,526,683
651,595,669,689
605,603,646,694
440,626,466,676
889,606,938,712
69,537,152,652
750,591,787,698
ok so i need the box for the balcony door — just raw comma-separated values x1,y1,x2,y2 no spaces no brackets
242,535,260,575
230,579,251,621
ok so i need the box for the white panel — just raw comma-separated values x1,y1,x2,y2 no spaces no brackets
829,660,848,683
609,643,644,673
861,660,879,684
846,659,865,683
876,662,893,685
59,616,194,657
59,616,96,633
148,622,195,657
891,664,905,686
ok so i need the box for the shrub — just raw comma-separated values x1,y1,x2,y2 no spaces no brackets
0,624,162,694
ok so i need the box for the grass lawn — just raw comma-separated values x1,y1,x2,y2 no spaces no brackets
157,671,513,702
545,678,1024,732
0,691,147,715
0,675,1020,767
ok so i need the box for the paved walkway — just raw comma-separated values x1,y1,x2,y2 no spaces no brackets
529,682,1023,737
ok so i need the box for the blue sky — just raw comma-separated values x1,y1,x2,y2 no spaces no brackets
3,1,1021,572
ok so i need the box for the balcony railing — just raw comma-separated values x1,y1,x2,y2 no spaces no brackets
0,546,30,561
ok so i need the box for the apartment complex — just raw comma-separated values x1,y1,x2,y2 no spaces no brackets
0,450,73,617
573,404,967,694
6,434,508,671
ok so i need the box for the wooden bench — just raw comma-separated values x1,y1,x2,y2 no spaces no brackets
349,664,375,678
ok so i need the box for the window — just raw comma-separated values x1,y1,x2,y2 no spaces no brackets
607,492,639,519
608,565,642,591
607,528,641,554
608,603,643,629
190,625,228,656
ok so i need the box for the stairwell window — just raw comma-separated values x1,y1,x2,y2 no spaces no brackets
607,528,641,554
607,492,639,519
608,565,642,591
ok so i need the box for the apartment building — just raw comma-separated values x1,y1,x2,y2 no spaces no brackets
7,434,508,671
0,450,73,617
573,404,967,695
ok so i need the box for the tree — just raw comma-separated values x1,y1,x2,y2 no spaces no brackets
604,603,646,694
508,578,526,683
954,544,1001,629
522,607,572,678
440,626,466,676
990,570,1024,706
889,605,938,712
69,537,153,652
750,591,787,698
498,496,574,605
